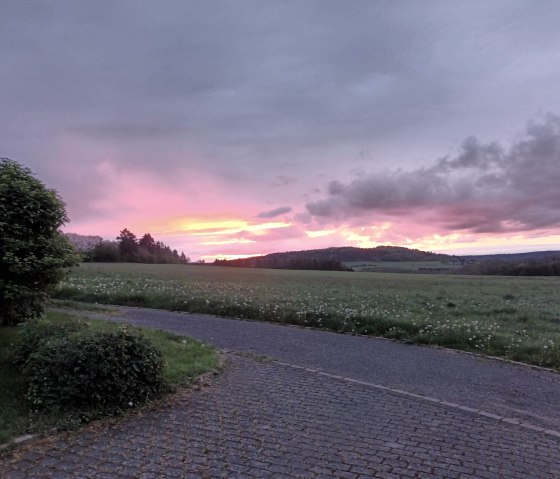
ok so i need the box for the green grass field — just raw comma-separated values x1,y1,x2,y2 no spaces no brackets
0,310,218,445
55,263,560,370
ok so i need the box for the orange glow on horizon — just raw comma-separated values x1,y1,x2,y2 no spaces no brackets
154,216,295,260
201,238,256,245
412,233,560,255
172,219,248,232
166,217,291,237
66,210,560,262
305,229,335,238
203,253,266,261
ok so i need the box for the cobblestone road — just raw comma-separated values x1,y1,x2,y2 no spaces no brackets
1,306,560,478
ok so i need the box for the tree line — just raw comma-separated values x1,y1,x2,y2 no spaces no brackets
214,255,352,271
83,228,190,264
459,256,560,276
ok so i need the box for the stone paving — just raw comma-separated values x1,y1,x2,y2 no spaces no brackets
70,305,560,432
1,307,560,478
2,354,560,478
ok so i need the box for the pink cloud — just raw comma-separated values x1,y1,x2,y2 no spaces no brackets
62,116,560,261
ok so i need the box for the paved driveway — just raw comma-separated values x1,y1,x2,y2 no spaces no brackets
1,306,560,478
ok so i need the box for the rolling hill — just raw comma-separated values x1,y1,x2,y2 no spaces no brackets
215,246,454,271
215,246,560,273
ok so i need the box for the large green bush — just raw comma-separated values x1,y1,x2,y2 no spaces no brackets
13,317,88,366
0,158,80,325
23,328,166,412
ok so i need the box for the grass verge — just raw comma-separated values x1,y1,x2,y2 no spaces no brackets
49,299,118,314
0,310,218,446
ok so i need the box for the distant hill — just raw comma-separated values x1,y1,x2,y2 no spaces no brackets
214,246,560,275
215,246,454,271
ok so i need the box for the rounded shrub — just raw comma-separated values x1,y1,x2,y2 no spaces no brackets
13,317,88,366
23,328,166,412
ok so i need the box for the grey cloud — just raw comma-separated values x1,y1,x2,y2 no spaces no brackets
293,212,312,224
271,175,296,187
2,0,560,224
433,137,504,173
4,2,559,165
257,206,292,219
307,115,560,233
73,121,186,141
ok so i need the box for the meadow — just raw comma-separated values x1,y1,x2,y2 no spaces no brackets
55,263,560,370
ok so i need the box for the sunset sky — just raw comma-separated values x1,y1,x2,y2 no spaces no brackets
2,1,560,260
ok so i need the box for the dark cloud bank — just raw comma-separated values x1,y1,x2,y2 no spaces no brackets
258,206,292,219
307,115,560,234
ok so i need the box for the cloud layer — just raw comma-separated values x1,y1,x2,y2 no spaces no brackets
258,207,292,219
307,115,560,234
2,1,560,258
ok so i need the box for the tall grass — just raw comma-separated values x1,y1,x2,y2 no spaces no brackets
55,263,560,370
